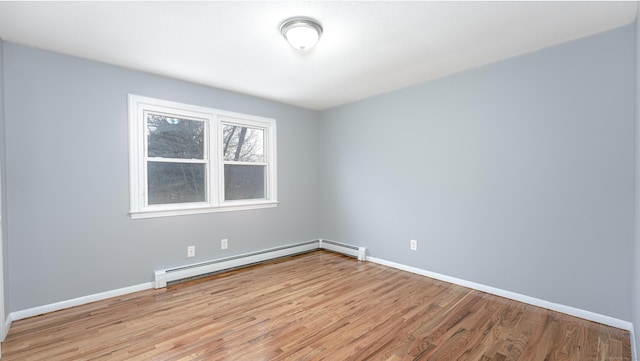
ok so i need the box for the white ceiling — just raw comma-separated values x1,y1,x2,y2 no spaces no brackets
0,1,636,110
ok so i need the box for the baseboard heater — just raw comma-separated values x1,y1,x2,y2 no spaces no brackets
153,239,366,288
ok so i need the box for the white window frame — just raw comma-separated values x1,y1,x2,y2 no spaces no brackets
129,94,278,219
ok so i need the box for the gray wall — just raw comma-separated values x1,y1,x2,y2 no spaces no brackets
634,4,640,352
320,25,635,321
3,43,322,312
0,38,8,324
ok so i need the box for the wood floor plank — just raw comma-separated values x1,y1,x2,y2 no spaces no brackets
2,251,631,361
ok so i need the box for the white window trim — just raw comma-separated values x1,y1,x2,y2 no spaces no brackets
128,94,278,219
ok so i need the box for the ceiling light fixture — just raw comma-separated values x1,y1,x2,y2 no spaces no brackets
280,17,323,51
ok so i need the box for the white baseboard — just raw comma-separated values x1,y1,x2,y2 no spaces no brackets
8,282,154,327
367,256,634,332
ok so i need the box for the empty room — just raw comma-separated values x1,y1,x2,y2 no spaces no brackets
0,1,639,360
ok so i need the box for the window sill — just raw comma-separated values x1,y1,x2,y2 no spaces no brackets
130,201,279,219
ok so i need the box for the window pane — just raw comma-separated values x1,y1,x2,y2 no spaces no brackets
148,162,206,204
224,164,265,200
147,114,205,159
223,125,264,162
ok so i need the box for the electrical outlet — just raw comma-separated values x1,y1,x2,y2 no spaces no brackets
221,239,228,250
187,245,195,257
410,239,417,251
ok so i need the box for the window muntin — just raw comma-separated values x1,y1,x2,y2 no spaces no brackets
129,95,277,218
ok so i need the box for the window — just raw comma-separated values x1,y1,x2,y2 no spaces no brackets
129,95,277,218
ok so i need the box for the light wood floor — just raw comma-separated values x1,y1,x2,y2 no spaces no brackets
3,251,631,360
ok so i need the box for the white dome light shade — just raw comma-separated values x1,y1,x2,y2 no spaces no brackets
280,17,323,51
285,26,319,50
